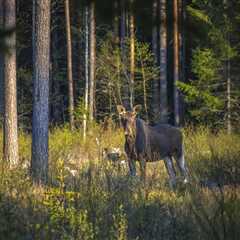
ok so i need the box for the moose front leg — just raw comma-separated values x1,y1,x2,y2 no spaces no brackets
128,157,136,176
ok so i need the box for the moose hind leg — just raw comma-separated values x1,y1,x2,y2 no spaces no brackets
176,153,188,183
139,156,146,182
164,156,176,188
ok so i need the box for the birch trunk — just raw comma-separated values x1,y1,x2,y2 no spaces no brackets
83,5,89,141
129,0,135,108
89,0,96,121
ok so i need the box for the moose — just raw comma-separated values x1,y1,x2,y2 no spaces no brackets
117,105,188,187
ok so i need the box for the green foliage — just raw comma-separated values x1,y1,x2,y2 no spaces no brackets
96,32,159,117
74,97,89,127
187,6,211,25
192,48,220,84
0,127,240,239
178,48,224,124
112,205,128,240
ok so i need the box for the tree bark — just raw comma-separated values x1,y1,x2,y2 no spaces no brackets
0,0,4,118
3,0,19,167
120,0,129,109
129,0,135,108
173,0,180,126
178,0,186,124
31,0,50,184
226,53,231,134
51,0,62,124
224,0,231,134
159,0,168,123
152,0,159,121
83,5,89,141
89,0,96,121
65,0,74,130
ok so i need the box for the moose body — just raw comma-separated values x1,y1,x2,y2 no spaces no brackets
118,105,188,187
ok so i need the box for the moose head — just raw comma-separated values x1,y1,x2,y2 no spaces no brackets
117,105,142,138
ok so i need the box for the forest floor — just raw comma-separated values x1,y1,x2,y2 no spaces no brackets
0,125,240,240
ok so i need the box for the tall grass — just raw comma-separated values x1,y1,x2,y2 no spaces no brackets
0,125,239,240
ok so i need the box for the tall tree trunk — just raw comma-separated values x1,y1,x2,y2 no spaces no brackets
65,0,74,130
31,0,50,184
89,0,96,121
114,0,122,106
159,0,168,123
83,5,89,141
120,0,126,52
152,0,159,121
0,0,4,119
173,0,180,126
129,0,135,108
120,0,129,109
178,0,186,124
51,1,61,123
224,0,231,134
3,0,19,167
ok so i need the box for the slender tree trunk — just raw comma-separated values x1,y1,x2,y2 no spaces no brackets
89,0,96,121
178,0,186,124
129,0,135,108
114,1,122,106
83,5,89,141
120,0,129,109
3,0,19,167
0,0,4,118
159,0,168,123
152,0,159,121
173,0,180,126
120,0,126,52
113,0,119,44
31,0,50,184
141,59,149,122
51,1,61,123
65,0,74,130
227,54,231,134
224,0,231,134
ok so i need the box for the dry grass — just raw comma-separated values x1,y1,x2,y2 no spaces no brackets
0,125,240,239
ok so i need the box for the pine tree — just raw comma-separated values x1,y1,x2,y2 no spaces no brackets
159,0,168,123
173,0,180,126
3,0,19,167
31,0,51,184
65,0,74,130
152,0,159,121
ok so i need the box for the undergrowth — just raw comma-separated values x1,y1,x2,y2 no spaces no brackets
0,125,239,240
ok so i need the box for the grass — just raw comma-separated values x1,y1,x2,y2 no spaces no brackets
0,125,240,240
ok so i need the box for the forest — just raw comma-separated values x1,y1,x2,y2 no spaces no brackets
0,0,240,239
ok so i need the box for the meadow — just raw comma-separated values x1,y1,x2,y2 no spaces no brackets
0,124,240,240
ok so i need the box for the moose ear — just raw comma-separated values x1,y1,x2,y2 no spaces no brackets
133,105,142,114
117,105,126,115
